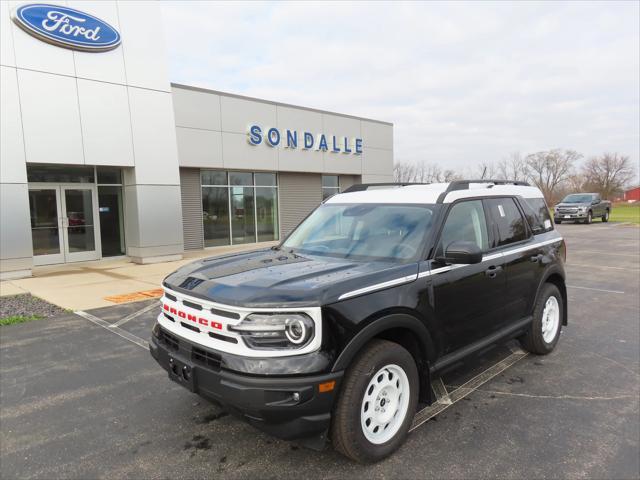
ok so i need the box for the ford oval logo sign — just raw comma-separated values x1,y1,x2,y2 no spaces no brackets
12,4,121,52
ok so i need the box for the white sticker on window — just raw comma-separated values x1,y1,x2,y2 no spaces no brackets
497,205,505,217
544,219,552,229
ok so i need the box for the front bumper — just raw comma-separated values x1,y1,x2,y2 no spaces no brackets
149,326,343,441
555,212,587,220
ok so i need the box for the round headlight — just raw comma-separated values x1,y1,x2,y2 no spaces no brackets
285,318,308,344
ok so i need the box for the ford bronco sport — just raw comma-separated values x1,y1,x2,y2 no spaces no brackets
150,180,567,463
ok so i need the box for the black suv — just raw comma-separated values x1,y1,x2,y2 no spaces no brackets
150,180,567,463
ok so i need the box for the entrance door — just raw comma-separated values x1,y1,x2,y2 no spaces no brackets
61,186,100,262
28,187,65,265
29,184,101,265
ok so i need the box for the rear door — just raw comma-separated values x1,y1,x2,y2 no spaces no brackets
429,199,507,353
484,197,536,325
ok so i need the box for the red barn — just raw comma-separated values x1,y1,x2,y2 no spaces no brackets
624,186,640,201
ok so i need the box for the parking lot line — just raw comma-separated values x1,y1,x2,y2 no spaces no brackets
110,301,160,328
75,310,149,349
567,285,625,294
410,349,528,431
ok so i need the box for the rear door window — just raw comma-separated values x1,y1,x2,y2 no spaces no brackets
520,197,553,234
485,198,530,246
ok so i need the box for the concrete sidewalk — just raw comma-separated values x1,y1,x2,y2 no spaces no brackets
0,242,277,310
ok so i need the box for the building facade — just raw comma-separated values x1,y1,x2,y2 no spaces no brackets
0,1,393,280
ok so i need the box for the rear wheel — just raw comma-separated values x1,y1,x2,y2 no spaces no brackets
520,283,563,355
331,339,418,463
602,210,609,222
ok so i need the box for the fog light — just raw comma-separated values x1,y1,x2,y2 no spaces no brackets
292,392,300,401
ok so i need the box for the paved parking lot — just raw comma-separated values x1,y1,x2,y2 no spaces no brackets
1,224,638,479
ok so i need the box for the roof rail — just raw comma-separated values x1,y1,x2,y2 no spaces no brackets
342,182,430,193
436,179,531,204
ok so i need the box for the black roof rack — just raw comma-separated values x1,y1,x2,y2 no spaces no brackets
436,179,531,203
342,182,430,193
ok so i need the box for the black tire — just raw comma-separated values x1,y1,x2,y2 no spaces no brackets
555,219,562,224
331,339,419,463
585,211,592,224
602,210,609,222
519,283,563,355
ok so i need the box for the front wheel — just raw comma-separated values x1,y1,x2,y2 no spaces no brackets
555,219,562,224
520,283,563,355
602,210,609,222
585,211,593,224
331,339,419,463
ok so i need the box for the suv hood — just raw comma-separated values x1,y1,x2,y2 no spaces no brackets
163,248,418,308
555,202,590,208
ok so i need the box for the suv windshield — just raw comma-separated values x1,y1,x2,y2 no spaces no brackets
561,194,594,203
282,204,438,261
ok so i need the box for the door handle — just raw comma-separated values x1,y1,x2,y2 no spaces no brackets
484,265,502,278
530,254,543,263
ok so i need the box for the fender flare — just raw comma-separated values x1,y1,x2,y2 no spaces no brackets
331,313,433,372
535,265,568,325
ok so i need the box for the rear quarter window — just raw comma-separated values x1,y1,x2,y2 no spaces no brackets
521,197,554,234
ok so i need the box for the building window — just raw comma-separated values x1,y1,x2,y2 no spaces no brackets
322,175,340,200
201,171,279,247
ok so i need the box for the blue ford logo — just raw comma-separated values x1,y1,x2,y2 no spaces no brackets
12,3,121,52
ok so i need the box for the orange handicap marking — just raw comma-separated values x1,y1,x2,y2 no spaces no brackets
105,288,163,304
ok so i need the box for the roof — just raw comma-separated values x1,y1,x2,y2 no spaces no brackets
325,182,545,205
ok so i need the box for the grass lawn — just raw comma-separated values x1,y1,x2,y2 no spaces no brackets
0,315,44,327
611,203,640,224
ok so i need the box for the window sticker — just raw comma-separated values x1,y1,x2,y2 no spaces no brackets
544,219,552,229
497,205,505,217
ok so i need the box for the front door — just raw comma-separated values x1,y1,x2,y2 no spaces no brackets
429,199,507,353
29,184,101,265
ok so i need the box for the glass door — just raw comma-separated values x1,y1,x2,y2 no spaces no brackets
28,187,65,265
61,186,100,262
28,185,101,265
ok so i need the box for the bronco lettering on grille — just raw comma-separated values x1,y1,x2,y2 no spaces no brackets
163,304,223,330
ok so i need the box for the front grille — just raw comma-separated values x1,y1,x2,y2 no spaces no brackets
209,331,238,344
210,307,240,320
165,292,177,302
183,300,202,311
164,312,175,322
180,322,201,333
192,347,222,370
158,329,179,351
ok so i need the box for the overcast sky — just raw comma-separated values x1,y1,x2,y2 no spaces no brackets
160,1,639,172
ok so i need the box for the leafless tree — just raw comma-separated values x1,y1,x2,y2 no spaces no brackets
393,161,462,183
497,152,530,181
582,153,636,199
393,162,417,182
525,149,581,204
471,161,497,180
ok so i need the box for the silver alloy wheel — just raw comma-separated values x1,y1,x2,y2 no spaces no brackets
541,296,560,343
605,211,609,221
360,364,411,445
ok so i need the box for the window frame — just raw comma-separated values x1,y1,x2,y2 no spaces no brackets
322,175,340,200
201,170,280,247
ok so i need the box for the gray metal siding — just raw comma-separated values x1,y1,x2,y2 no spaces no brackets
339,175,361,192
279,173,322,237
179,168,204,250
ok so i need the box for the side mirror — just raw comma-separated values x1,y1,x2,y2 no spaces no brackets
439,240,483,265
592,199,600,205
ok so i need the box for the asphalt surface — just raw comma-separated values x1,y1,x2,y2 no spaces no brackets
1,223,639,479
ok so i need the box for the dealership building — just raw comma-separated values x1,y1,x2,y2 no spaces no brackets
0,1,393,280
